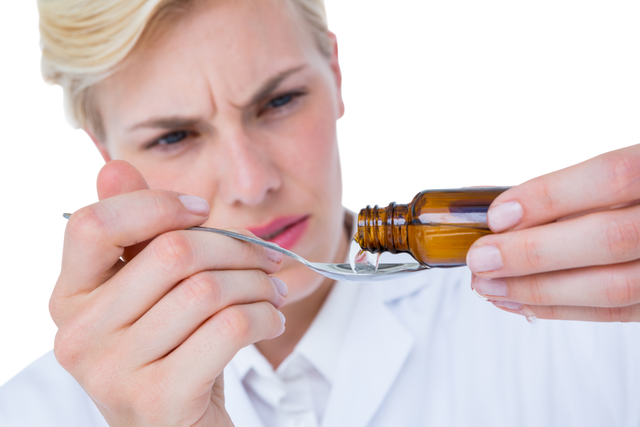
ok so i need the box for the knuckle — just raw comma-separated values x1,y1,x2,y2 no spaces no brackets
223,231,267,265
44,290,60,322
605,269,640,307
150,191,171,219
252,269,273,293
66,205,108,245
151,232,194,272
592,306,623,323
238,239,260,262
179,273,224,310
521,238,542,271
546,305,561,319
521,275,551,305
215,306,252,342
602,151,640,198
532,180,558,214
53,324,86,372
603,217,640,262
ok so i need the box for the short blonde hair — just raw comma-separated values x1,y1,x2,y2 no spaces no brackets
38,0,331,139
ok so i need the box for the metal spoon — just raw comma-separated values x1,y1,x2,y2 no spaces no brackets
63,214,430,282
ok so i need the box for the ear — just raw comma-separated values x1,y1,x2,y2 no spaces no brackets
85,128,112,162
327,31,345,119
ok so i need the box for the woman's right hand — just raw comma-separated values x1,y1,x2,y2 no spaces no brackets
51,161,287,427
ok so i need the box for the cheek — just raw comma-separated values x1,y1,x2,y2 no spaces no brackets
277,100,342,192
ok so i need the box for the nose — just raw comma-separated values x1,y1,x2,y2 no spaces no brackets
218,131,282,206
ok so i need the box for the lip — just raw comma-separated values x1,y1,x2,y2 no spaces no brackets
267,217,309,250
247,215,308,238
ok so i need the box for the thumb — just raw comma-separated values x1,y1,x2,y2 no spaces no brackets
96,160,153,262
97,160,149,200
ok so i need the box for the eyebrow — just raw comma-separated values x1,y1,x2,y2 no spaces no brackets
128,65,307,131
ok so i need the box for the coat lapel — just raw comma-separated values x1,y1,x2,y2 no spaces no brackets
224,364,265,427
321,285,415,427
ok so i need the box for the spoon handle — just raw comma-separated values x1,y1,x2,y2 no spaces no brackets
185,226,309,265
62,213,309,266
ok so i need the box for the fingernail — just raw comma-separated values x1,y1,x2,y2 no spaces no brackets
270,310,287,339
178,195,209,216
271,277,288,297
473,277,508,297
264,248,284,263
521,305,538,323
471,286,489,301
488,201,523,232
467,245,503,273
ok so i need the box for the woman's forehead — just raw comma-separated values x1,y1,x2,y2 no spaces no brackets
178,0,310,51
121,0,313,89
97,0,319,129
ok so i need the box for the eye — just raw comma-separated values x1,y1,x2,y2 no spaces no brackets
259,91,306,117
156,131,188,146
144,130,194,151
268,94,294,108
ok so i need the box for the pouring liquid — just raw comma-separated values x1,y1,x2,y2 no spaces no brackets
349,239,380,274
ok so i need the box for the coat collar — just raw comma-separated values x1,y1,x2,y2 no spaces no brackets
223,364,265,427
321,283,415,427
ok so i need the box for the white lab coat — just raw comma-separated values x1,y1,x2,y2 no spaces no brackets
2,266,640,426
226,266,640,426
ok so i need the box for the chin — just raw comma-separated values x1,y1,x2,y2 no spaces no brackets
274,258,326,305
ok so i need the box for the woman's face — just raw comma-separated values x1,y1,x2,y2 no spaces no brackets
92,0,346,304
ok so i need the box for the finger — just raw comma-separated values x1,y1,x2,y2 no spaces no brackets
88,229,285,328
491,301,640,322
471,259,640,308
96,161,160,262
467,203,640,277
124,270,287,364
97,160,150,200
163,301,285,396
58,189,210,297
553,199,640,224
487,144,640,232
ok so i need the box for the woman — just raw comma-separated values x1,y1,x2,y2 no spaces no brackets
1,0,639,425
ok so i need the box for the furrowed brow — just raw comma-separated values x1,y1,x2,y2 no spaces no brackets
128,66,306,130
242,65,306,108
129,116,201,131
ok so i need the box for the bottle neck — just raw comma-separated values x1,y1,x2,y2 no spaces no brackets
356,202,410,254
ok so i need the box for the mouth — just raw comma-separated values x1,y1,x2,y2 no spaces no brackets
247,215,310,250
261,224,294,241
248,215,309,239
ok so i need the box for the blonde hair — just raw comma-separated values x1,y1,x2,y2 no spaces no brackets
38,0,331,140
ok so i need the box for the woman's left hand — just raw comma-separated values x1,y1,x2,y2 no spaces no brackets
468,144,640,322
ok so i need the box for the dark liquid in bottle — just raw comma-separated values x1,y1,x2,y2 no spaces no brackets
356,187,509,267
406,223,493,267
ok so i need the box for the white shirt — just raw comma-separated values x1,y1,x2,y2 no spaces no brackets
232,280,358,427
2,265,640,426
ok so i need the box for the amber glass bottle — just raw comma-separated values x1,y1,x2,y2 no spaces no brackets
355,187,509,267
